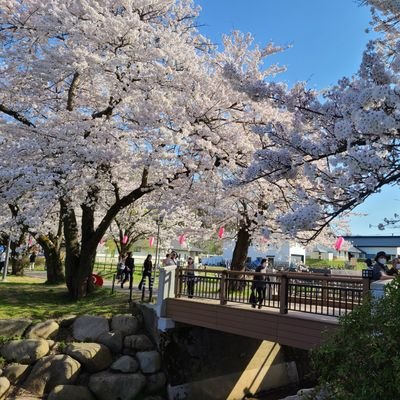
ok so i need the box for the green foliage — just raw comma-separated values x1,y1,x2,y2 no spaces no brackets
57,341,66,353
0,356,5,368
306,258,365,270
312,278,400,399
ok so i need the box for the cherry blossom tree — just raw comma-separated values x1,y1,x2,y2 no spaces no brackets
1,1,295,298
215,0,400,242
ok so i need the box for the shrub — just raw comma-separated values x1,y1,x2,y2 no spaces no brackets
312,278,400,399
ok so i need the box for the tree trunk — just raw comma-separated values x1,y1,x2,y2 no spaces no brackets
68,243,97,300
62,199,102,299
231,226,251,271
37,235,64,284
11,233,27,276
230,225,251,292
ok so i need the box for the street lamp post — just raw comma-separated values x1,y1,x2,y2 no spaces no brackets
2,235,11,281
149,215,164,302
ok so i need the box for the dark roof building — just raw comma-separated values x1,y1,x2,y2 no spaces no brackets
342,235,400,259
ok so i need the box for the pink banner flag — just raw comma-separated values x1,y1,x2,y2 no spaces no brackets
179,234,186,245
218,227,225,239
149,236,155,247
335,236,344,251
122,235,128,245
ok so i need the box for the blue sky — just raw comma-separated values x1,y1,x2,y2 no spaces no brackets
195,0,400,235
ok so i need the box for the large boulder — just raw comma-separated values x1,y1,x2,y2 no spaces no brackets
0,319,31,338
48,385,95,400
136,351,161,374
0,339,49,364
0,377,10,400
22,354,81,396
89,371,146,400
57,315,77,328
111,356,139,373
26,320,59,340
96,331,123,354
2,363,30,384
124,334,153,351
111,315,139,336
72,316,109,342
65,343,112,372
145,372,167,394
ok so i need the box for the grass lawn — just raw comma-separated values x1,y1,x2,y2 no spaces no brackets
0,276,136,320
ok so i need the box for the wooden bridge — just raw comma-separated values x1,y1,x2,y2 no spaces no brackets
160,268,370,350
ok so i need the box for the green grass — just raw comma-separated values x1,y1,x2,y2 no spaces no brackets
0,276,136,320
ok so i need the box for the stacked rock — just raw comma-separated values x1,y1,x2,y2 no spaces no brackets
0,315,166,400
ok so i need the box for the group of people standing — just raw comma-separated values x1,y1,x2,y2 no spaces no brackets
116,250,197,297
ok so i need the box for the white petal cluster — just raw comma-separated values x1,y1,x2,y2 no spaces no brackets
278,202,322,235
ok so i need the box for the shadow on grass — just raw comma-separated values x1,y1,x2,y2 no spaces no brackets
0,282,136,320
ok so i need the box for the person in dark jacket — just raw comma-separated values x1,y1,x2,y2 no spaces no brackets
29,252,36,270
138,254,152,291
372,251,394,281
186,257,196,298
251,259,268,309
121,251,135,288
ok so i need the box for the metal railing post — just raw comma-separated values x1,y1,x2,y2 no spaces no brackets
279,274,288,314
361,269,372,298
141,281,146,302
111,274,116,295
322,280,328,307
362,277,371,297
128,271,133,303
175,267,182,298
220,270,227,305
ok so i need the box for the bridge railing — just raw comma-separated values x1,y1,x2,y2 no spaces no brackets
175,268,368,317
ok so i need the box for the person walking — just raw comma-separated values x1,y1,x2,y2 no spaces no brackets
186,257,196,298
29,252,37,270
121,251,135,288
0,251,5,273
138,254,152,291
251,259,268,309
116,254,126,283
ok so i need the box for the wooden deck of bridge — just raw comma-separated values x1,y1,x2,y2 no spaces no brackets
164,297,339,350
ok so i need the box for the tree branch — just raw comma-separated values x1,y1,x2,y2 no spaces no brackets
0,104,35,127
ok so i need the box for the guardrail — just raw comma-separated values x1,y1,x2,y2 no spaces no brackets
175,268,368,317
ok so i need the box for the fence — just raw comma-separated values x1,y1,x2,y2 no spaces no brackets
175,268,367,317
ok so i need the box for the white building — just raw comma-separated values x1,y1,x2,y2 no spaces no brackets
223,240,306,268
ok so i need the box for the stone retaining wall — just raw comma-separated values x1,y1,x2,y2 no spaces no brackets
0,314,166,400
